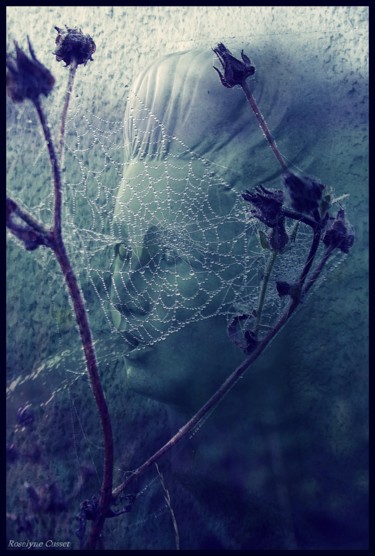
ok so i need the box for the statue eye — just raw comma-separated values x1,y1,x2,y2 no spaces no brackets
114,243,132,262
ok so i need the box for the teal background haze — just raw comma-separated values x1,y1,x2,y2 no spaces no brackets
6,6,368,549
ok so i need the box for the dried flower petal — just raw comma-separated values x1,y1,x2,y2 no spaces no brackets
243,185,289,251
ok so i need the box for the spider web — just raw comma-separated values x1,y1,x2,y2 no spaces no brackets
6,44,348,548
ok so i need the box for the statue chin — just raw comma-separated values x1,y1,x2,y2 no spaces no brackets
123,316,244,412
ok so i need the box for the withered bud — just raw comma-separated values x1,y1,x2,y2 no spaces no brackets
276,281,301,301
213,43,255,88
6,37,55,103
54,25,96,67
276,281,291,297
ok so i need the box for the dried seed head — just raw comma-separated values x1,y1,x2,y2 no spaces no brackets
54,25,96,67
213,43,255,88
283,172,325,216
6,37,55,103
322,209,355,253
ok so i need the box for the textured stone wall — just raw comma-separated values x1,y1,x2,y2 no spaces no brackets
6,6,368,117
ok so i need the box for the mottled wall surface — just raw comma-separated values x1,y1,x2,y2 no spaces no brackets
6,6,368,116
6,6,368,551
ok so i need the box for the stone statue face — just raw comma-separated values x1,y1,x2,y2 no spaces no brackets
109,45,327,409
110,155,250,409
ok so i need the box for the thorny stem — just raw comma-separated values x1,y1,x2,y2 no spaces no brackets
255,249,278,336
32,97,114,550
8,97,114,549
241,81,289,173
59,60,78,166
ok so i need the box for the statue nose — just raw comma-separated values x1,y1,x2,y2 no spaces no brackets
111,228,160,321
110,265,153,322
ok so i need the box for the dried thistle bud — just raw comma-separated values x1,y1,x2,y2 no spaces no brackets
6,37,55,103
54,25,96,67
213,43,255,88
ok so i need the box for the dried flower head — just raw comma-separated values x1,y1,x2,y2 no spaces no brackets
243,185,289,251
242,185,284,228
54,25,96,67
322,209,354,253
213,43,255,88
283,172,325,216
6,37,55,103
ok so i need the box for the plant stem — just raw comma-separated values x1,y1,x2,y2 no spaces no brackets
33,97,114,550
155,463,180,550
241,81,288,173
298,226,321,289
33,99,63,240
282,208,317,229
59,60,78,167
53,243,113,550
6,197,49,236
255,249,278,336
303,245,334,296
